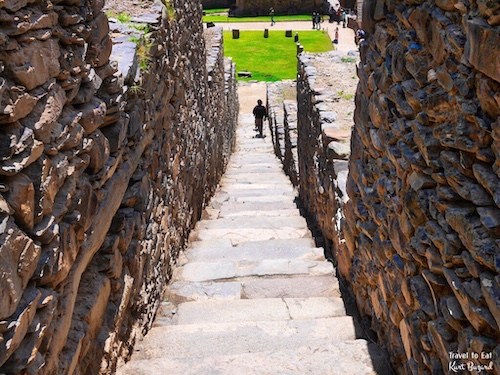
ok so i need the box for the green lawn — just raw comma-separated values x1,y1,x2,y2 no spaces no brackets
224,30,332,82
204,14,312,23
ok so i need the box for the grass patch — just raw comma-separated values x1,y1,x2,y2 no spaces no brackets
204,14,312,23
106,11,131,23
129,35,154,71
131,23,150,33
338,90,354,100
341,56,357,63
224,30,332,82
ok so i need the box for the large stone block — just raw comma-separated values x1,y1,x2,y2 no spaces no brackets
20,84,66,143
445,205,498,270
0,216,41,319
5,173,35,229
0,285,41,368
464,17,500,82
87,129,110,173
0,39,60,91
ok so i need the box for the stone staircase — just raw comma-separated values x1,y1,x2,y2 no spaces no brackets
117,110,392,374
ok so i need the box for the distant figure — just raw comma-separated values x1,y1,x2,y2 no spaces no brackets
312,12,317,29
270,8,275,26
355,29,366,45
342,9,347,28
253,99,267,138
315,12,321,29
334,27,339,46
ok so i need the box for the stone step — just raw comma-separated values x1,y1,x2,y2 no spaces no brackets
218,208,302,218
175,258,333,282
121,316,358,360
228,155,282,163
225,164,283,177
194,216,308,230
173,297,346,325
183,244,324,262
222,170,289,179
234,145,274,153
241,274,340,298
167,275,340,302
191,227,312,244
212,200,299,213
117,340,391,375
211,188,296,199
188,237,316,249
218,182,294,191
236,237,317,248
228,157,280,164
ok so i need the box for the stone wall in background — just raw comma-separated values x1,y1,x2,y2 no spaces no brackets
200,0,234,9
0,0,237,373
294,1,499,372
232,0,329,16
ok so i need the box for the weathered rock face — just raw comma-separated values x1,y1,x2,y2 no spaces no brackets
347,1,499,374
0,0,237,373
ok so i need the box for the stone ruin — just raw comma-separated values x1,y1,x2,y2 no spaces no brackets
1,0,499,372
0,0,237,373
231,0,330,16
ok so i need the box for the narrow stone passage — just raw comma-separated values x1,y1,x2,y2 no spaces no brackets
117,84,390,374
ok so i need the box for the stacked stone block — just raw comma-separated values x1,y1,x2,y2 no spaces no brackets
346,0,500,373
267,81,299,187
0,0,237,373
296,52,355,262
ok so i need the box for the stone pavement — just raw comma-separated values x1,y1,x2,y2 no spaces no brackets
117,84,392,374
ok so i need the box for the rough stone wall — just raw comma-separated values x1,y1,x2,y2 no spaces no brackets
295,4,500,371
297,0,500,374
0,0,237,373
346,0,500,374
267,81,299,186
296,52,355,261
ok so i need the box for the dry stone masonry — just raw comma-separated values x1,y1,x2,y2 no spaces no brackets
231,0,330,16
0,0,237,373
347,0,500,373
266,80,299,187
290,0,500,374
295,51,357,261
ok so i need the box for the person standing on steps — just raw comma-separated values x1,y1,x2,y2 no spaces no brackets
252,99,267,138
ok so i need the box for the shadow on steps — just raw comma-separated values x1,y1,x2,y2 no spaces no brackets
293,195,396,375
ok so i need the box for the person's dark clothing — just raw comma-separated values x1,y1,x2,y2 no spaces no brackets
253,104,267,137
253,105,267,119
